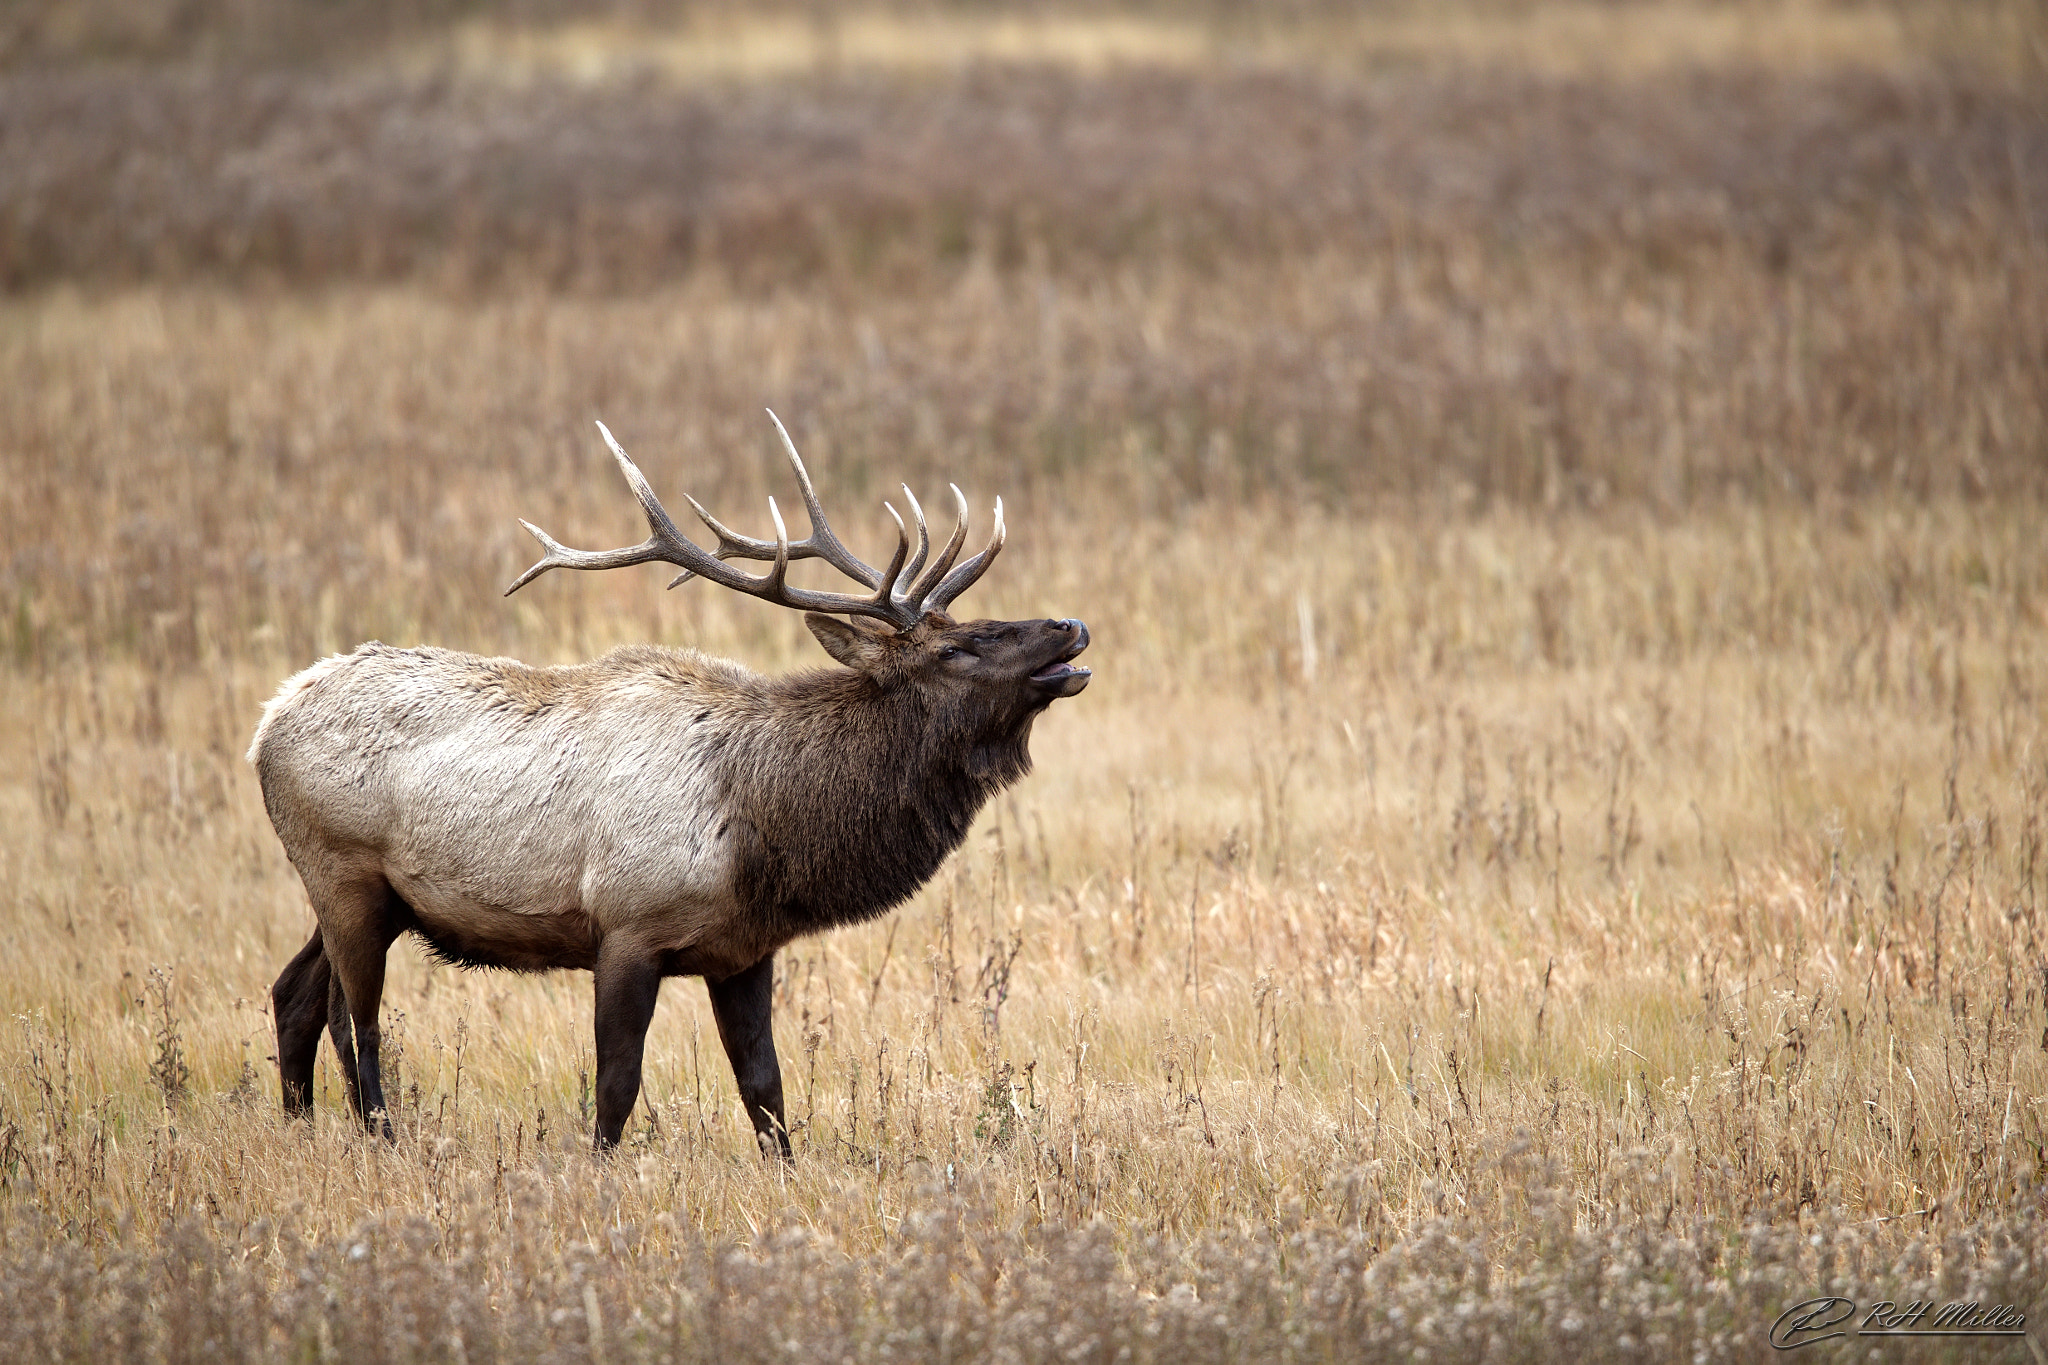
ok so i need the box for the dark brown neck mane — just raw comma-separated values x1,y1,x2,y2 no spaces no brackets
719,668,1039,938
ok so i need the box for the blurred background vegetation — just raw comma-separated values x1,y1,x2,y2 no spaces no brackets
4,2,2048,1359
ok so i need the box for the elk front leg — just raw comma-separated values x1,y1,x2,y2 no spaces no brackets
591,942,663,1151
708,953,791,1161
271,929,330,1118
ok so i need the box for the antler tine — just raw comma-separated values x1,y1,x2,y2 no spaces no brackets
908,483,970,605
922,496,1006,614
891,484,931,605
505,423,701,596
764,497,792,595
663,411,892,591
661,491,788,590
504,520,584,595
600,422,687,538
769,498,909,626
764,409,884,589
876,503,912,610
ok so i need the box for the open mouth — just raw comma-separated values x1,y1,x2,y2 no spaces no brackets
1029,624,1091,693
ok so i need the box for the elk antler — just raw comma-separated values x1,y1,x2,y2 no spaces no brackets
506,413,1005,631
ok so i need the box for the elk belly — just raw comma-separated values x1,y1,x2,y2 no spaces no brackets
386,880,604,974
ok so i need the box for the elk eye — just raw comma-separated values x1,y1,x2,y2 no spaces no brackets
938,644,963,660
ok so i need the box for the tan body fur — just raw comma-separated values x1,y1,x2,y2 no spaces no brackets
252,643,769,980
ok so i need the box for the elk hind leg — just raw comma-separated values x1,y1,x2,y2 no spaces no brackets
271,929,330,1118
708,952,791,1161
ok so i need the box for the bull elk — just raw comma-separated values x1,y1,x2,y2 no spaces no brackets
249,414,1090,1156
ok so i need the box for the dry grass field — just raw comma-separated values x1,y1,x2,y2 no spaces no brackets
4,1,2048,1359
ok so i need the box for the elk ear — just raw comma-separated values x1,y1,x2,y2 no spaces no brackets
805,613,891,670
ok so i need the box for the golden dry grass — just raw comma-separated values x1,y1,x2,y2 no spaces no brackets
3,1,2048,1359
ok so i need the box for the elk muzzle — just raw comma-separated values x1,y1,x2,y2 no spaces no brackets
1029,619,1092,697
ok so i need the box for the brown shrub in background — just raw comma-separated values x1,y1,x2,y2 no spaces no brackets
4,62,2041,293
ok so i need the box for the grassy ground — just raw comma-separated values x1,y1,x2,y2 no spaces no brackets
3,2,2048,1359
